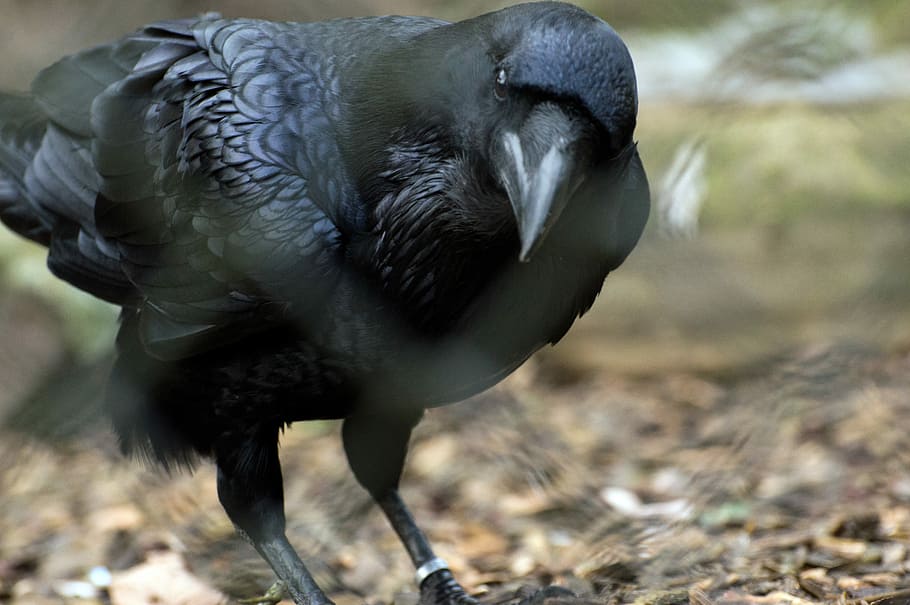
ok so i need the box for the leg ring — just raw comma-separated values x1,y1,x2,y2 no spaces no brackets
415,557,449,586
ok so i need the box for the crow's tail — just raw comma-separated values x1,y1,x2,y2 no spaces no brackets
0,93,51,245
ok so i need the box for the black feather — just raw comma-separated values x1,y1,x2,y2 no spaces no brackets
0,4,648,603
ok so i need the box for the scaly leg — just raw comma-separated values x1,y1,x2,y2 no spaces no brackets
216,427,333,605
342,410,478,605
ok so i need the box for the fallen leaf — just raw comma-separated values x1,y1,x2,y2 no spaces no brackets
109,551,224,605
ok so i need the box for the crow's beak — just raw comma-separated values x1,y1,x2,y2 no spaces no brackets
496,105,590,262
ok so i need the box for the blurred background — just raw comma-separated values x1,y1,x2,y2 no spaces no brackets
0,1,908,604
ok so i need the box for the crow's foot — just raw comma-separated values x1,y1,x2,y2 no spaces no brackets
419,569,480,605
238,580,287,605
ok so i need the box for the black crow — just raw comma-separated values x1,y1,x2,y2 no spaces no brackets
0,2,649,604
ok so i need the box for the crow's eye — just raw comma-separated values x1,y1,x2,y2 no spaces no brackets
493,68,508,101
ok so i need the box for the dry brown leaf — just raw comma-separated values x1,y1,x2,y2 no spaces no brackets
729,590,816,604
87,504,144,534
688,587,716,605
814,536,869,562
797,567,834,600
460,521,510,559
109,551,225,605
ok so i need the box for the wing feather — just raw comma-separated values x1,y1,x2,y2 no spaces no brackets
19,17,351,358
101,19,348,358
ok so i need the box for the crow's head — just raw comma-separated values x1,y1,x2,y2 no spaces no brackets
477,2,640,259
350,2,642,263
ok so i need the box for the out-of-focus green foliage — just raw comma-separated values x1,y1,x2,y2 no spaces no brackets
587,0,740,30
0,231,118,359
640,101,910,227
854,0,910,47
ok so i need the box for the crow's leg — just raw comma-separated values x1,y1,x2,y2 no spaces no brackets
216,428,333,605
342,411,479,605
377,490,479,605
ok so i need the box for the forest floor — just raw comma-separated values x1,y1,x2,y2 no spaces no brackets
2,325,910,605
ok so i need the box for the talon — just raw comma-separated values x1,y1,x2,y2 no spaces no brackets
419,569,479,605
238,580,288,605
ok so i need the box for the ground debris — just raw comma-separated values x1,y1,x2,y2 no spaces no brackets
108,551,226,605
3,342,910,605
